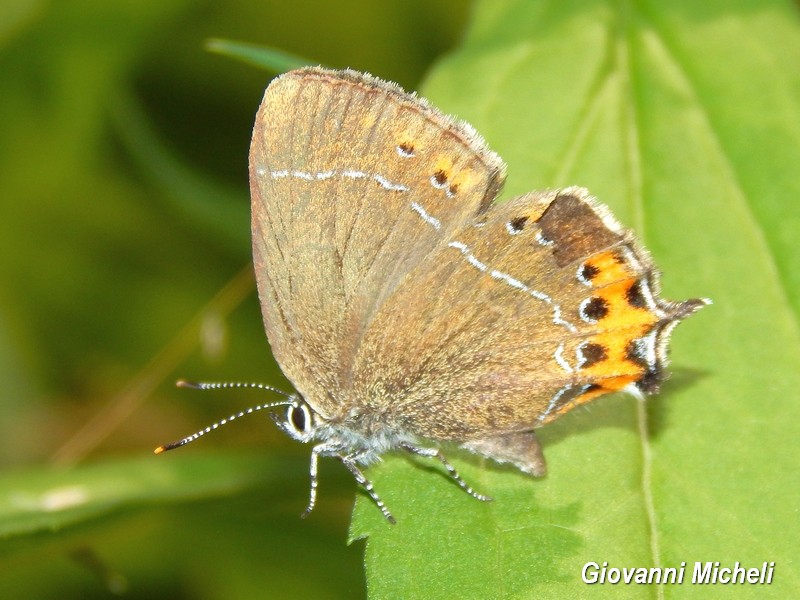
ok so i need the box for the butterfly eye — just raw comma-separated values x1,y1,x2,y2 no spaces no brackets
286,402,312,437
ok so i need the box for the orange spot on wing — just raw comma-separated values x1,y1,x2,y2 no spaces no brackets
550,374,640,420
433,156,454,177
580,339,641,380
584,250,636,286
590,279,658,330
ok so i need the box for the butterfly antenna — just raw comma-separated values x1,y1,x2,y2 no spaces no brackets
175,379,294,398
154,380,295,454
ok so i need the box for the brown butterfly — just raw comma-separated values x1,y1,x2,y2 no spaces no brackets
157,68,708,523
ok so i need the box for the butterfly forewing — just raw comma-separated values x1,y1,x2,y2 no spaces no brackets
249,68,505,417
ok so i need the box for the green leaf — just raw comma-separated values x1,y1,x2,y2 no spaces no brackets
351,1,800,597
205,38,315,73
0,451,304,542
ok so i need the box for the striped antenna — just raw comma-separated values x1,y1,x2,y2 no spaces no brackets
153,380,295,454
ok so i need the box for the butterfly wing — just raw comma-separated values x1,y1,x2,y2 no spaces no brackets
350,187,706,442
249,68,505,417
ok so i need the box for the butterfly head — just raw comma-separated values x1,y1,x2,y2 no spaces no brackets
271,398,316,444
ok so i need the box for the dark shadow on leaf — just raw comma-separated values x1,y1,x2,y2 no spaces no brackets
647,366,712,438
541,365,712,448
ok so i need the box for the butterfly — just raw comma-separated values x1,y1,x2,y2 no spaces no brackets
157,67,708,524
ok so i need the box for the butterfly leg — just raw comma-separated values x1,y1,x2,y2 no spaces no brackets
338,454,396,524
302,441,341,519
400,443,493,502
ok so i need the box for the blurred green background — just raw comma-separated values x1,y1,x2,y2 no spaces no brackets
0,0,470,597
